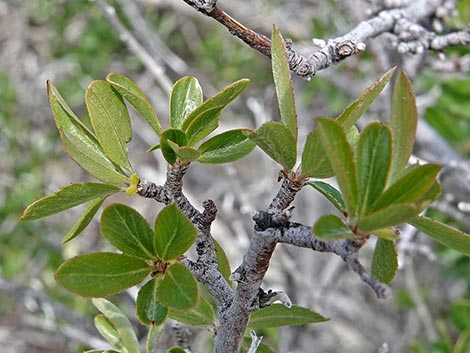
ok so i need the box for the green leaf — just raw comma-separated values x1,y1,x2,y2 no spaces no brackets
313,214,356,240
371,239,398,284
389,70,417,183
308,181,345,212
356,123,392,215
170,76,203,129
86,80,132,170
94,314,125,350
271,25,297,140
371,164,441,212
240,338,276,353
101,204,156,260
106,72,162,135
21,183,120,221
154,204,197,261
136,278,168,325
182,79,250,130
246,122,296,170
214,239,231,283
337,67,396,129
301,127,333,178
167,348,186,353
62,197,106,243
92,298,140,353
146,325,164,353
317,118,358,216
160,129,187,164
47,81,127,184
167,140,201,164
185,105,222,146
157,263,199,310
373,228,399,241
409,216,470,255
169,295,215,326
197,129,255,164
248,304,328,329
358,203,420,233
55,252,152,297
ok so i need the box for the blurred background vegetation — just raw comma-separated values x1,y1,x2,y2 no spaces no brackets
0,0,469,352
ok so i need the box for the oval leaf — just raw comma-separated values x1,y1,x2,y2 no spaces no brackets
197,129,255,164
170,76,203,129
313,214,356,240
248,304,328,329
92,298,140,353
389,70,417,183
356,122,392,215
62,197,106,243
169,295,215,326
358,203,420,233
160,129,187,164
157,263,199,310
182,79,250,130
185,105,222,146
168,348,186,353
167,140,201,164
272,25,297,140
154,204,197,261
55,252,152,297
21,183,120,221
371,238,398,284
307,181,345,212
337,67,396,129
317,118,358,216
247,121,296,170
86,80,132,170
409,216,470,255
301,127,333,178
106,72,162,135
137,278,168,325
101,204,156,260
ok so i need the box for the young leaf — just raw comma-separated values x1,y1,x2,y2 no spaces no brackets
197,129,255,164
86,80,132,170
146,325,164,353
170,76,203,129
214,239,232,283
356,123,392,215
154,204,197,261
301,127,334,178
101,204,157,260
271,25,297,140
248,304,328,329
389,70,417,183
371,164,441,212
246,121,296,170
106,72,162,135
336,67,396,129
409,216,470,255
313,214,356,240
167,140,201,164
160,129,187,164
185,105,222,146
94,314,125,350
157,263,199,310
92,298,140,353
168,295,215,326
21,183,120,221
358,203,420,233
371,238,398,284
136,278,168,325
167,348,186,353
374,228,399,241
62,197,106,243
307,181,345,212
55,252,152,297
48,81,127,184
181,79,250,130
317,118,358,216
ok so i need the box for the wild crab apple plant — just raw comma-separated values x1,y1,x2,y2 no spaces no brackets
21,27,470,353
